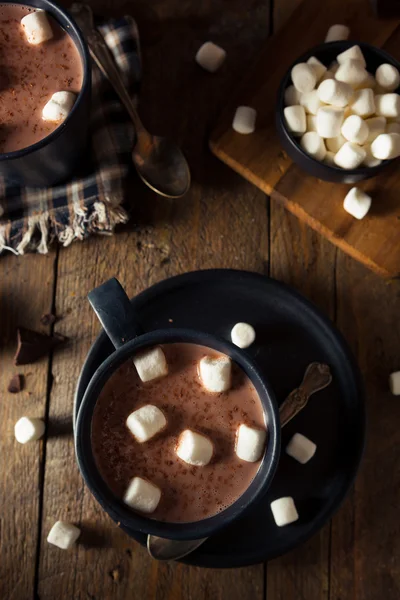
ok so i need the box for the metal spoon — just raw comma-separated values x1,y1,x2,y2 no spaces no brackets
72,4,191,198
147,362,332,561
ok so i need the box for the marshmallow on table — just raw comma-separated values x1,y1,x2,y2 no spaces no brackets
375,93,400,118
335,59,369,89
343,187,372,219
284,84,302,106
232,106,257,134
349,88,375,117
133,346,168,383
42,92,76,123
47,521,81,550
284,105,306,136
15,417,45,444
387,121,400,134
199,355,231,392
306,114,318,132
325,24,350,43
126,405,166,443
389,371,400,395
286,433,317,464
365,116,386,142
300,132,326,161
334,142,366,169
326,134,346,153
363,145,382,167
316,106,344,138
371,132,400,159
300,90,324,115
21,10,53,45
123,477,161,513
341,115,369,144
317,79,352,107
195,41,226,72
270,497,299,527
176,429,213,466
337,45,367,68
291,63,317,93
307,56,327,82
375,64,400,92
231,322,256,348
235,424,267,462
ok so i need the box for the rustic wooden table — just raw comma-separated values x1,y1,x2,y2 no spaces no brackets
1,0,400,598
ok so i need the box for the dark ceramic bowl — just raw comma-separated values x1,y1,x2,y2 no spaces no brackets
276,41,400,183
0,0,91,186
75,278,281,541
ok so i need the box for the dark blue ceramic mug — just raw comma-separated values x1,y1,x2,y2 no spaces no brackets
0,0,91,186
75,278,281,541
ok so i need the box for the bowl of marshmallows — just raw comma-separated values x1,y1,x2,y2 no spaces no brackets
276,25,400,185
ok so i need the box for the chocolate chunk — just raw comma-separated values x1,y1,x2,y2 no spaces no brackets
40,313,57,326
14,327,68,365
8,373,24,393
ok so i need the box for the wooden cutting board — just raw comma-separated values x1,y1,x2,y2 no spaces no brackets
210,0,400,279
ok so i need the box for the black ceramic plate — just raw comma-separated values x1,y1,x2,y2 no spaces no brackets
74,269,365,568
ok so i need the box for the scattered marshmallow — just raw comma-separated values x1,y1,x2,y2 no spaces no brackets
365,116,386,142
176,429,213,466
363,144,382,167
341,114,369,144
349,88,375,117
133,346,168,383
326,134,346,153
324,151,336,165
371,132,400,159
123,477,161,513
316,106,344,138
300,131,326,161
126,405,166,443
14,417,45,444
387,121,400,134
199,355,231,392
232,106,257,134
231,322,256,348
306,114,318,132
336,45,366,68
389,371,400,395
300,90,324,115
334,142,366,169
375,64,400,92
195,42,226,72
325,24,350,43
375,93,400,118
270,497,299,527
284,84,302,106
235,423,267,462
21,10,53,45
42,91,76,123
286,433,317,464
291,63,317,93
317,79,352,107
284,105,306,136
307,56,327,81
335,59,369,89
343,187,372,219
47,521,81,550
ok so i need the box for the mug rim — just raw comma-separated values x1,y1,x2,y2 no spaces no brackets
75,328,281,541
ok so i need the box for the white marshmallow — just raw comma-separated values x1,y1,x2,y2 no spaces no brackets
235,424,267,462
133,346,168,383
325,24,350,43
317,79,352,107
365,116,386,142
326,134,346,153
231,322,256,348
284,105,306,136
270,497,299,527
335,60,369,89
375,64,400,92
300,131,326,161
291,63,317,93
195,42,226,72
306,114,318,132
300,90,324,115
176,429,213,466
284,84,302,106
334,142,366,169
199,355,231,392
316,106,344,138
42,91,76,123
337,45,366,68
14,417,45,444
371,132,400,159
307,56,327,82
387,121,400,134
286,433,317,464
126,405,166,443
47,521,81,550
349,88,375,117
123,477,161,513
341,115,369,144
324,150,336,165
232,106,256,134
21,10,53,45
389,371,400,395
375,93,400,118
343,187,372,219
363,144,382,167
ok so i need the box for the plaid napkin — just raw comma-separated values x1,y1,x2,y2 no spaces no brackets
0,13,141,255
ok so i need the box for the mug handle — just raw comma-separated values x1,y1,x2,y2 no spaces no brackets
88,278,143,349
